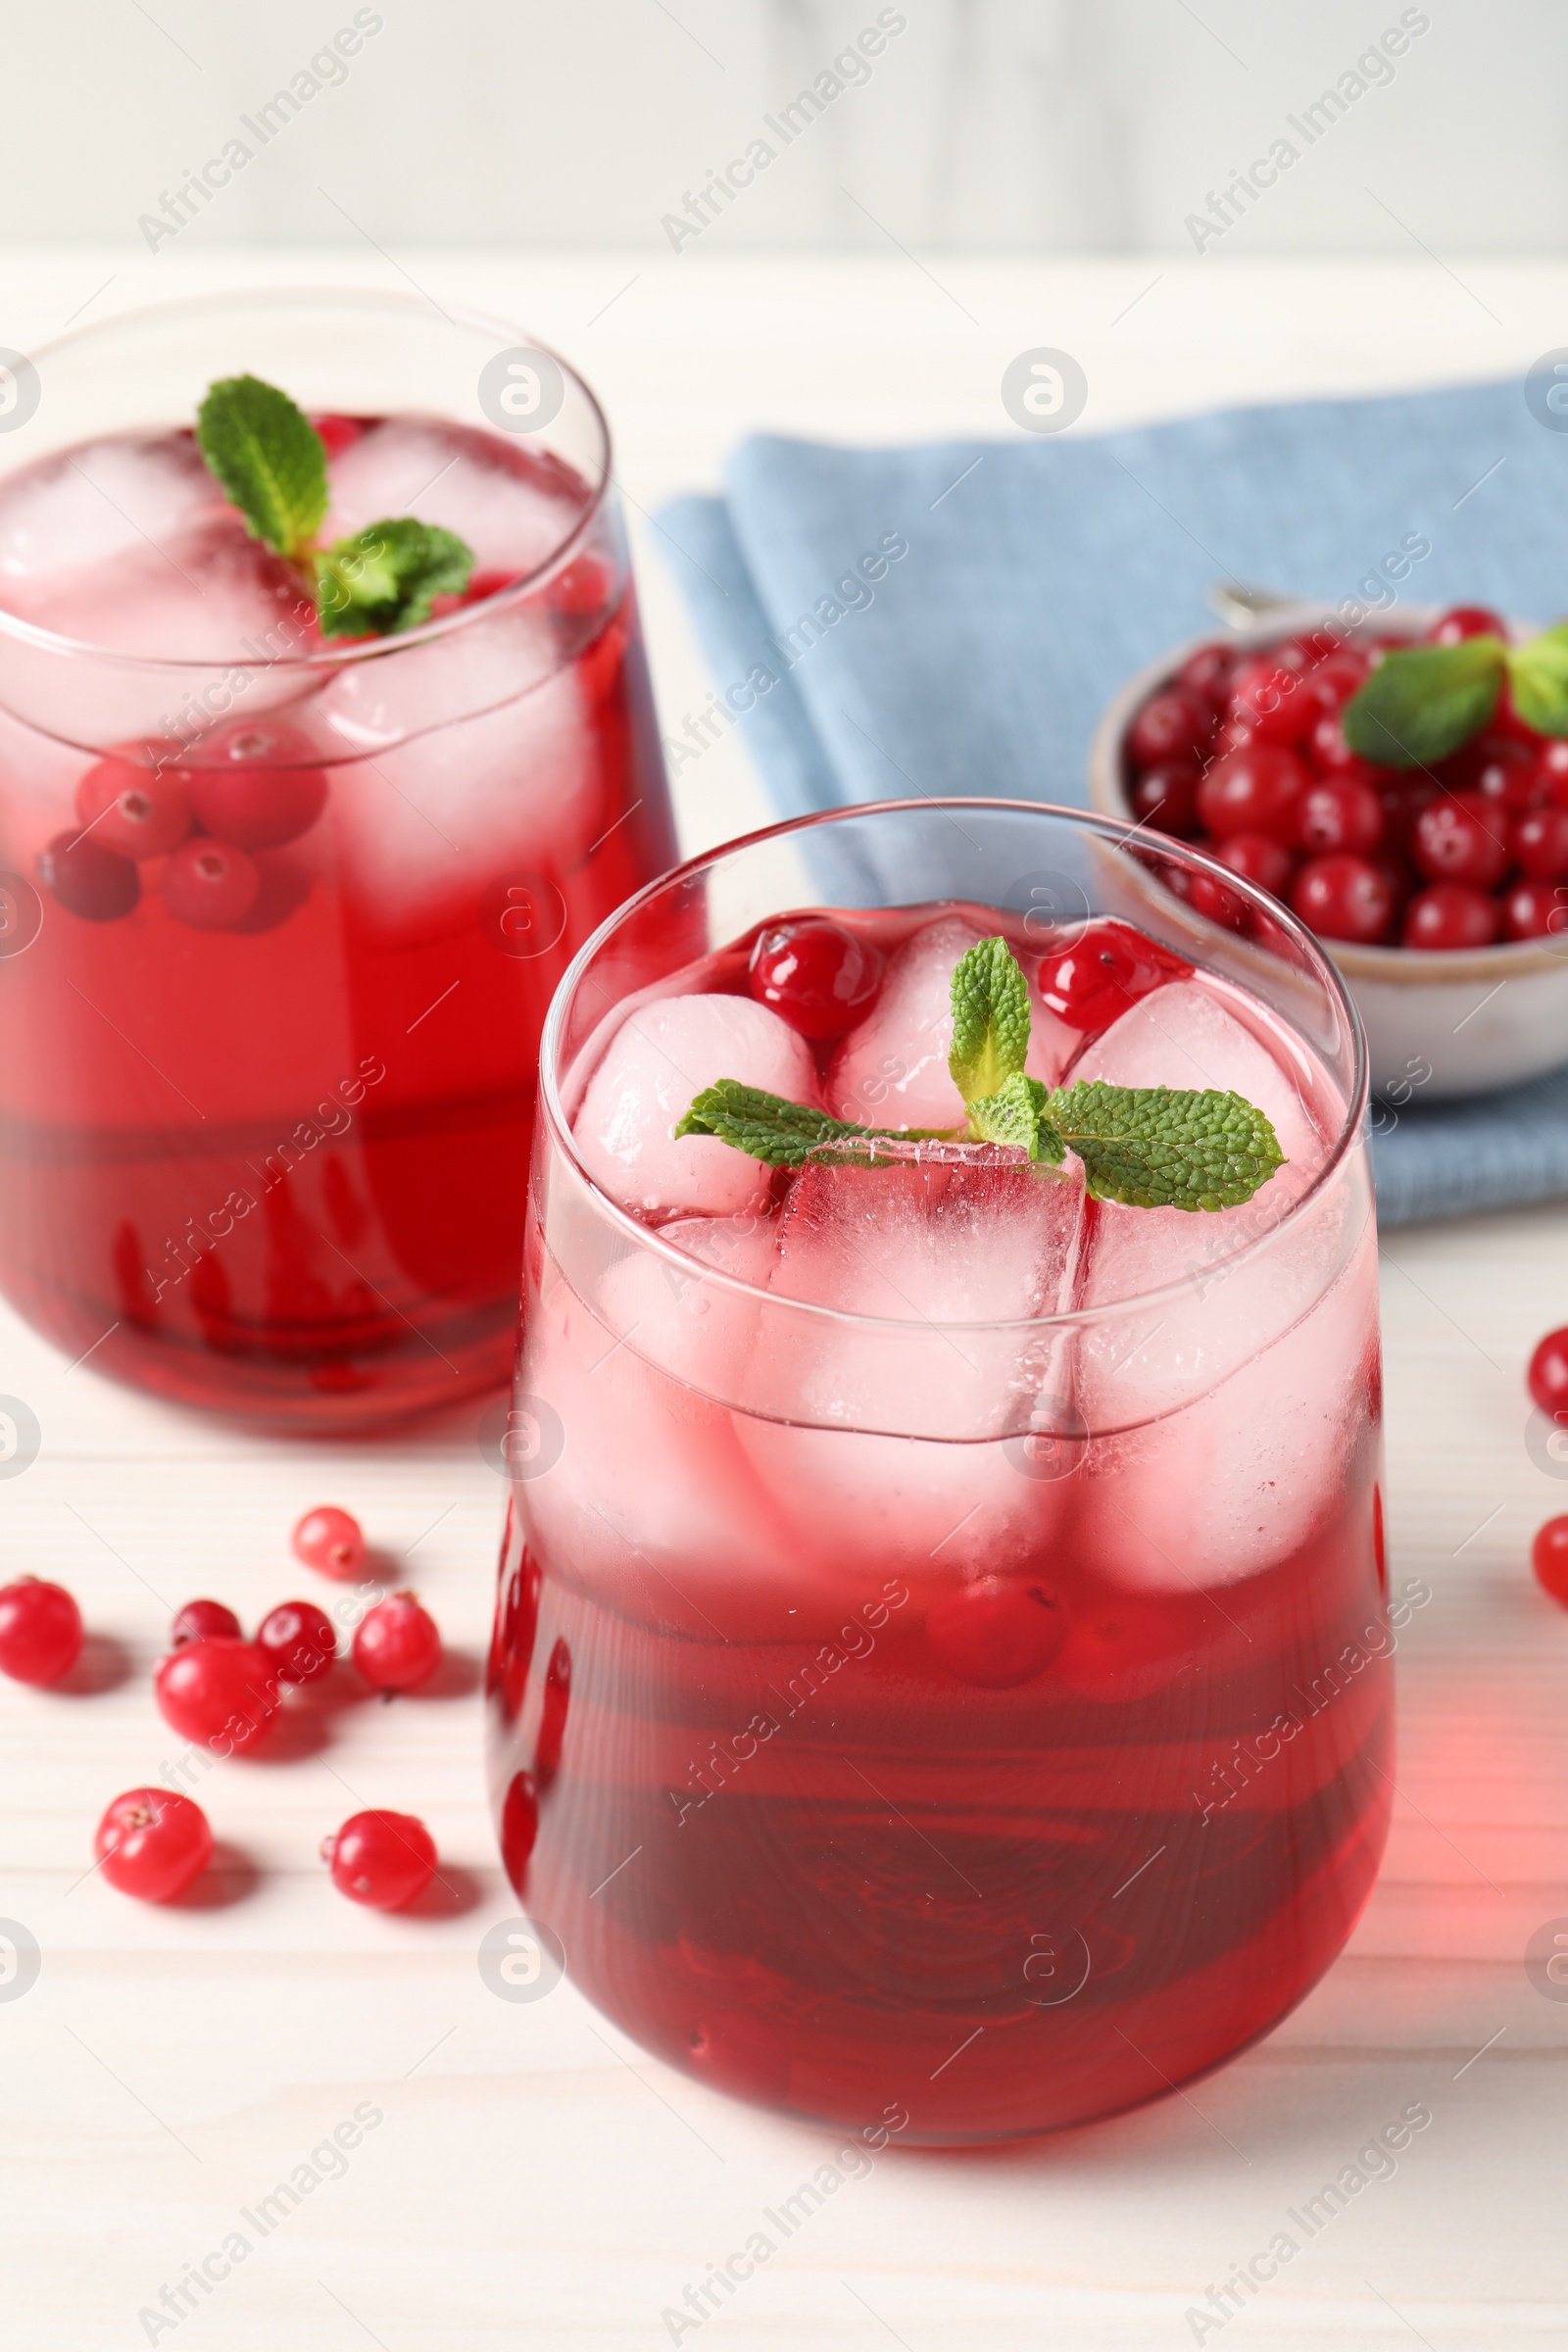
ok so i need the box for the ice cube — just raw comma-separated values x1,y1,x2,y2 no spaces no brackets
321,419,584,579
0,434,220,595
572,993,818,1217
827,915,1075,1130
1070,977,1320,1170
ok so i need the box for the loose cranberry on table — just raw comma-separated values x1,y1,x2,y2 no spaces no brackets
1532,1517,1568,1606
183,721,329,849
1126,686,1212,767
292,1505,366,1579
0,1577,83,1686
1426,604,1506,645
74,754,192,859
154,1638,279,1749
94,1788,213,1903
257,1599,337,1686
1502,879,1568,940
1036,919,1191,1030
1298,775,1385,858
1512,806,1568,880
1129,760,1200,835
1212,830,1295,896
160,837,262,931
172,1598,242,1647
1291,855,1396,946
36,831,139,922
1528,1326,1568,1421
1412,794,1510,891
323,1809,437,1910
353,1592,442,1693
1196,744,1309,845
1401,883,1499,951
747,917,884,1039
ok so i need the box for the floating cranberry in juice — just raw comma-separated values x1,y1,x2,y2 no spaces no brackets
489,806,1391,2143
0,295,674,1427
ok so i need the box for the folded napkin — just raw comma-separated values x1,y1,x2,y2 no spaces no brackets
659,379,1568,1226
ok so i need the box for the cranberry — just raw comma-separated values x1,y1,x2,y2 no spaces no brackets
1532,1516,1568,1606
500,1771,539,1892
324,1809,437,1909
1527,1326,1568,1420
1427,605,1506,645
160,838,261,931
1225,654,1312,746
1306,712,1376,779
1210,716,1256,760
172,1598,241,1647
1401,883,1498,951
183,721,329,849
1378,776,1438,856
312,413,365,459
1300,651,1371,716
37,830,139,922
1196,745,1309,844
1297,775,1385,858
1175,642,1234,713
257,1599,337,1685
535,1637,571,1788
1182,869,1249,931
1212,830,1294,896
1445,733,1538,810
1127,687,1211,768
1129,760,1200,835
292,1505,366,1579
94,1788,213,1902
1535,739,1568,806
1502,879,1568,940
353,1592,441,1692
1291,855,1396,946
747,917,883,1039
0,1577,83,1686
1036,917,1191,1030
74,754,191,859
925,1576,1067,1687
547,555,614,619
1412,793,1510,890
154,1638,279,1750
1513,806,1568,880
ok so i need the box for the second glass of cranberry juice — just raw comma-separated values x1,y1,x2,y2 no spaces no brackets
489,801,1390,2143
0,290,673,1428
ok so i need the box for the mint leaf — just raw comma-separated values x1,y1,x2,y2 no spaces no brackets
1341,638,1504,768
965,1072,1065,1163
949,936,1031,1103
195,374,327,560
314,518,474,638
675,1081,956,1168
1048,1081,1284,1211
1505,623,1568,737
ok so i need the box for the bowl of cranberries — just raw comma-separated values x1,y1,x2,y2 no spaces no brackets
1090,603,1568,1097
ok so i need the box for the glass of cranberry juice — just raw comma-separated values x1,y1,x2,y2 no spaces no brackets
0,289,673,1428
488,800,1390,2143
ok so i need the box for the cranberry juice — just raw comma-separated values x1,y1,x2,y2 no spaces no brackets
489,898,1390,2141
0,415,673,1426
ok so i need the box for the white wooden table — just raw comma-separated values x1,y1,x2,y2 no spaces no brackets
3,248,1567,2351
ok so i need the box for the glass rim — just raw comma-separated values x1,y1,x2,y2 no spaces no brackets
0,284,612,673
538,795,1372,1333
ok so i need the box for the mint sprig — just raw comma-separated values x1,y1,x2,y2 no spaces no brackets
195,375,473,637
676,935,1285,1212
1342,620,1568,766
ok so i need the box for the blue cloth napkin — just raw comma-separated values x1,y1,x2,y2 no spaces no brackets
658,380,1568,1227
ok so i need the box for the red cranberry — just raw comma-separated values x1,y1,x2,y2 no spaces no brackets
1127,687,1211,768
154,1638,279,1750
312,414,365,459
1502,879,1568,940
1297,775,1385,858
1513,806,1568,880
1306,712,1376,779
1401,883,1498,951
292,1505,366,1579
1182,869,1249,931
1533,1517,1568,1606
1210,716,1257,760
257,1599,337,1685
1412,793,1510,890
324,1809,437,1909
500,1771,538,1892
1226,654,1312,746
1427,605,1506,646
747,917,883,1039
1535,740,1568,806
925,1576,1067,1687
74,754,192,859
172,1598,241,1647
353,1592,441,1692
1291,855,1396,946
1301,651,1371,716
1378,777,1438,855
1129,760,1200,835
1174,642,1235,713
1197,744,1310,844
1444,733,1538,811
160,838,261,931
1212,830,1294,896
37,831,139,922
0,1577,83,1686
1528,1326,1568,1420
547,555,614,620
535,1637,571,1788
94,1788,213,1902
183,721,329,849
1036,918,1192,1030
